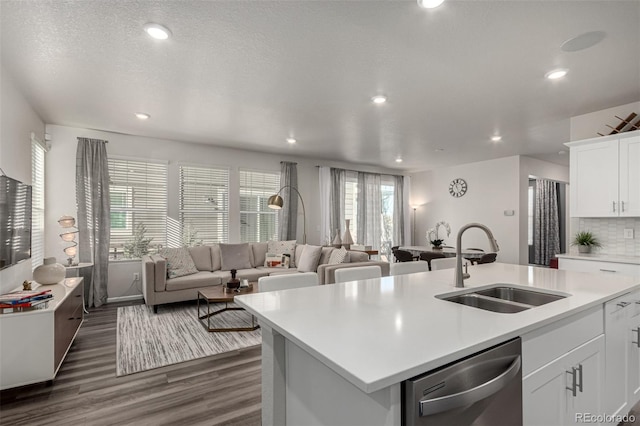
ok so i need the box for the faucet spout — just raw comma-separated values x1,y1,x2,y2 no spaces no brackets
454,223,500,288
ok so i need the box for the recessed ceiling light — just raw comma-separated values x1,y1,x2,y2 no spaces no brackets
491,135,502,142
545,69,568,80
286,138,297,144
395,157,403,163
371,95,387,105
135,112,150,120
144,23,172,40
558,150,567,155
417,0,445,9
434,148,444,152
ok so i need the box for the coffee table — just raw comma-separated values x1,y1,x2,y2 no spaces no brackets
197,283,260,332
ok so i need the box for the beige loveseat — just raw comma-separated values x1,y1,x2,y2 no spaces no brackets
141,243,389,312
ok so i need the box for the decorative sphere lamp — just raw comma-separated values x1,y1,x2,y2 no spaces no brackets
58,215,78,266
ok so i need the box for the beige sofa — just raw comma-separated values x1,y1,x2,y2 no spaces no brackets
141,243,389,312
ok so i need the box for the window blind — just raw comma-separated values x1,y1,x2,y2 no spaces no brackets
179,165,229,245
31,139,45,269
344,173,358,243
239,169,280,243
108,158,167,257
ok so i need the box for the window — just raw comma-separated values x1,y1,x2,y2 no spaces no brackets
179,165,229,245
108,158,167,258
239,169,280,242
31,137,45,269
528,184,534,246
344,173,358,243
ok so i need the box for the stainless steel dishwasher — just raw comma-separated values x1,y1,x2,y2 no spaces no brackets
402,337,522,425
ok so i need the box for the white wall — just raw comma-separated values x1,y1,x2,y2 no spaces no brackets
410,156,521,264
44,124,401,300
410,155,569,267
0,65,45,293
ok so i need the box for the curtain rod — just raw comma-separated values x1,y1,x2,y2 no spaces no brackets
280,161,297,165
315,165,405,179
77,137,109,143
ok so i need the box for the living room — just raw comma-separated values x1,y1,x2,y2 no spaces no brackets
1,1,640,425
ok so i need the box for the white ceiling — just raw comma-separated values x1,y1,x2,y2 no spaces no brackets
2,1,639,171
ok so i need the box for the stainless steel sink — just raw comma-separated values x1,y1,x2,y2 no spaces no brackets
444,294,531,313
438,285,568,314
474,286,565,306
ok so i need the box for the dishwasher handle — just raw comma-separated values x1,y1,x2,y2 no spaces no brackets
419,355,521,417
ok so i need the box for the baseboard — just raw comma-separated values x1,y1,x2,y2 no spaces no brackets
107,294,144,303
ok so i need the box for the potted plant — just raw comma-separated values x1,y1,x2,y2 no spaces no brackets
572,231,602,254
427,221,451,250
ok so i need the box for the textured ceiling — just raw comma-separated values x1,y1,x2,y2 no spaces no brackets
1,1,639,171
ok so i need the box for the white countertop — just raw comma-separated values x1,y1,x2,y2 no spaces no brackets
556,252,640,265
236,263,640,394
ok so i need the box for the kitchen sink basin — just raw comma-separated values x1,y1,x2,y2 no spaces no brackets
438,285,568,314
444,294,531,313
474,286,565,306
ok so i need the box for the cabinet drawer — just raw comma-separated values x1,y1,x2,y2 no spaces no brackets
559,258,640,277
54,284,83,371
522,306,603,377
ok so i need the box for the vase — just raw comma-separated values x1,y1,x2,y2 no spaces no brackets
578,245,591,254
33,257,66,285
332,229,342,248
342,219,354,250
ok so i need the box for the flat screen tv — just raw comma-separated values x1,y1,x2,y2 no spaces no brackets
0,175,32,270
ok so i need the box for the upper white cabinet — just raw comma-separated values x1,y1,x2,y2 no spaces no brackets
567,131,640,217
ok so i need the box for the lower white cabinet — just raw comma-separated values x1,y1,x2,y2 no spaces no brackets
523,335,605,426
628,294,640,407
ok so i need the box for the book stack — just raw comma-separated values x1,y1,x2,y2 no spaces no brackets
0,289,53,310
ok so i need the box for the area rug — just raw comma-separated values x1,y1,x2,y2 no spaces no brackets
116,302,261,376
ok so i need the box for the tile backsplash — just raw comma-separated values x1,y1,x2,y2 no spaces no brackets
577,218,640,256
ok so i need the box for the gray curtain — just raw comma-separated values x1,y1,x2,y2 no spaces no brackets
76,138,110,307
356,172,381,249
278,161,298,241
393,175,405,247
329,168,345,241
534,179,560,266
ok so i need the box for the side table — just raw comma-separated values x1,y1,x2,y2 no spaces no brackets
66,262,93,314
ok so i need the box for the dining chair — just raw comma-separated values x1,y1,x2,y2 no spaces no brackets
419,252,447,271
469,253,498,265
464,247,485,263
334,265,382,283
430,257,458,271
258,272,319,292
389,261,430,276
392,249,417,262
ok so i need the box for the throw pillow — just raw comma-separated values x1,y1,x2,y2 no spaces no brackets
328,247,350,265
160,247,199,279
266,240,297,267
265,253,289,268
219,243,252,271
188,245,213,271
297,245,323,272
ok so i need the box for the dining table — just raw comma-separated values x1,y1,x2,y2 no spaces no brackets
399,246,489,259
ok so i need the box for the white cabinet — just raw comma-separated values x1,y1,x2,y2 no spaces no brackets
523,335,605,426
558,257,640,277
603,290,640,421
567,131,640,217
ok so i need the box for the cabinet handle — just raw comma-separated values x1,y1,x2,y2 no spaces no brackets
600,269,617,273
613,201,616,212
577,364,583,393
633,328,640,348
617,301,631,308
621,201,625,212
566,366,578,397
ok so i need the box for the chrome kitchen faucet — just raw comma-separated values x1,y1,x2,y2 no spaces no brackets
455,223,500,288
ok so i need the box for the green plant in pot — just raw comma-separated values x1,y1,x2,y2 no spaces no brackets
572,231,602,254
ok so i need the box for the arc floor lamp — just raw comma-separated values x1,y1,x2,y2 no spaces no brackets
267,185,307,244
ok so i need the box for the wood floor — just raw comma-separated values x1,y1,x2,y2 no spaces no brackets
0,301,262,426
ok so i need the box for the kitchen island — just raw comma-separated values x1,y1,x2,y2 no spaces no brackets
235,263,640,425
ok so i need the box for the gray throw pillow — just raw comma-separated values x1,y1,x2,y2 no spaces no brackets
296,245,323,272
160,247,199,278
219,243,252,271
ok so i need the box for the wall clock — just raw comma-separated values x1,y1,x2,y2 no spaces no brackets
449,178,467,198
